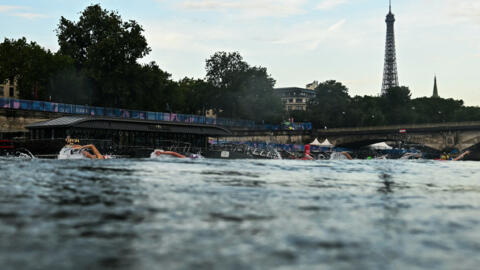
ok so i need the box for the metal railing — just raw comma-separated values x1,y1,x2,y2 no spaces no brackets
0,97,255,128
0,97,313,131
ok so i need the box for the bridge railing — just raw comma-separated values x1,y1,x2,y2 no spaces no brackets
1,97,313,131
0,97,313,131
316,121,480,134
251,122,313,131
0,97,258,128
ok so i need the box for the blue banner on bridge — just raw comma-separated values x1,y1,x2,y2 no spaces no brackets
0,97,311,131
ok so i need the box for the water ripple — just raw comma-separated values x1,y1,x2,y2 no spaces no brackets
1,158,480,270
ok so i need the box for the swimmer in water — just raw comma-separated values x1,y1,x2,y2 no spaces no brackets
438,150,470,161
342,152,353,160
71,144,105,159
452,150,471,161
151,149,186,158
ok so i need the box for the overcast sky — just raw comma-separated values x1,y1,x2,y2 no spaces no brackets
1,0,479,105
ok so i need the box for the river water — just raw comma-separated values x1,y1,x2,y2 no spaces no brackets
1,157,480,270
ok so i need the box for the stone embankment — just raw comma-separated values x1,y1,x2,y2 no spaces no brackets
0,109,54,133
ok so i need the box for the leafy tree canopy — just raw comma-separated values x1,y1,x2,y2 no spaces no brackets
56,4,154,107
306,80,350,128
315,80,349,97
3,4,480,126
0,37,74,100
204,51,283,122
383,86,412,106
57,4,150,70
295,81,480,128
206,51,249,89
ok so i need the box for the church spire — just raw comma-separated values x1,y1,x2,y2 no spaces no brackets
432,75,439,98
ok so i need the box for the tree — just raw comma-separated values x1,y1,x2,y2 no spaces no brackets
56,4,151,107
176,78,217,115
48,66,93,104
383,86,411,106
348,96,386,127
381,86,413,124
0,37,75,100
308,80,351,128
206,51,249,89
238,66,284,122
412,97,464,124
124,62,174,112
204,51,284,121
57,4,150,68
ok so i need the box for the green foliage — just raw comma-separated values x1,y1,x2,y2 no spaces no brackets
0,37,76,100
307,80,350,128
205,51,284,122
56,4,152,107
383,86,411,105
48,60,92,104
303,82,480,128
2,4,480,127
176,78,216,115
348,96,386,126
129,62,174,112
380,86,413,124
0,5,175,113
57,4,150,68
206,52,249,89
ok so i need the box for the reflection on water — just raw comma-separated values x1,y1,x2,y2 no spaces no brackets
1,158,480,270
378,172,395,193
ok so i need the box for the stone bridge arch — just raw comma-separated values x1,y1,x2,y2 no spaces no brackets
315,124,480,153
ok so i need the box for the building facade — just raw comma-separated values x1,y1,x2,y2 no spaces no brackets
275,87,316,111
0,79,19,99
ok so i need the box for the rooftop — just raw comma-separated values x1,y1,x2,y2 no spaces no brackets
275,87,316,94
26,116,232,136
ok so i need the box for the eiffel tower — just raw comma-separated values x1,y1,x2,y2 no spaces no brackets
381,0,399,94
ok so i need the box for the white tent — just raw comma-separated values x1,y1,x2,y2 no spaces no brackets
368,142,393,150
320,139,334,147
310,138,321,146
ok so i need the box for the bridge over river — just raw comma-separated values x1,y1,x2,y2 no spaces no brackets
227,122,480,153
2,97,480,155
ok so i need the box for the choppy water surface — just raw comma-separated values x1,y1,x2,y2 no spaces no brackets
1,158,480,270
